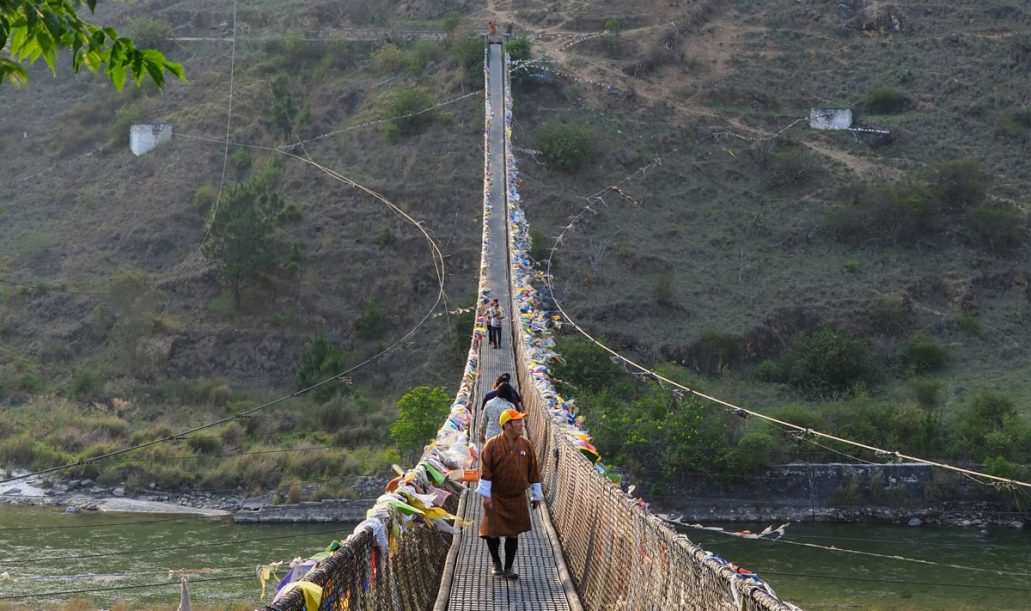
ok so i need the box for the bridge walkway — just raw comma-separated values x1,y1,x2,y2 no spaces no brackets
439,42,577,611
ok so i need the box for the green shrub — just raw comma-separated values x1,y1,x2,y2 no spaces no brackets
451,36,485,84
230,148,252,174
68,370,104,400
384,88,436,139
407,40,444,75
126,17,172,52
109,102,147,145
993,108,1031,138
654,272,674,306
507,38,531,61
952,393,1030,462
783,330,879,397
296,335,350,401
376,228,396,247
694,330,741,376
372,43,408,73
911,378,943,409
754,360,783,383
725,431,776,475
828,182,938,246
551,336,621,394
187,432,223,455
193,185,218,212
865,86,910,114
537,122,596,171
869,295,911,336
390,386,452,462
903,332,948,375
355,299,387,340
442,14,461,33
933,160,987,212
529,226,549,262
953,310,981,335
604,19,621,34
17,373,42,394
269,74,297,136
983,456,1022,480
971,204,1026,253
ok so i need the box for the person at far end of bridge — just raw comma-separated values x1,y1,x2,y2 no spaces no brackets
480,382,517,443
481,373,523,413
487,298,504,349
477,408,542,580
489,20,498,37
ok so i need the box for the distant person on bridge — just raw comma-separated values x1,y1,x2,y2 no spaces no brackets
489,20,498,37
477,408,542,580
481,373,523,413
487,298,504,349
480,382,518,443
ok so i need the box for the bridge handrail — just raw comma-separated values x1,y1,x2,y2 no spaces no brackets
501,51,799,611
262,47,498,611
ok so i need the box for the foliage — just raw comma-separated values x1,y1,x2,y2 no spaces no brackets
828,181,938,246
971,204,1026,253
124,17,171,52
654,272,674,306
354,298,387,340
506,38,531,61
384,87,435,139
781,329,879,397
550,336,621,394
903,332,948,375
108,101,146,145
864,86,910,114
604,19,621,34
407,40,443,75
0,0,185,89
694,330,742,376
295,335,349,402
932,159,987,212
529,226,549,262
951,393,1031,463
268,74,297,137
442,14,461,33
68,369,104,400
868,294,910,336
372,42,407,73
104,268,158,375
201,179,286,309
450,307,476,356
390,386,451,462
537,122,596,171
376,227,396,247
451,36,484,84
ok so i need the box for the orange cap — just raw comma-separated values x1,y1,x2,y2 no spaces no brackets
499,408,527,427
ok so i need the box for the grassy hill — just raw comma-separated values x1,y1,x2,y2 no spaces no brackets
0,0,1028,496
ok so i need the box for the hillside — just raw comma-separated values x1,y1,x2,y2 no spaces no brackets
0,0,1029,495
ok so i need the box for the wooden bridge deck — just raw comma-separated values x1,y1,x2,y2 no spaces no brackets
437,42,579,611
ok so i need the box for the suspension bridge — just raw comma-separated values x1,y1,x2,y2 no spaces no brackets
262,39,794,611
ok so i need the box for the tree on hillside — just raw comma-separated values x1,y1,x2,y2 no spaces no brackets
0,0,184,88
296,335,350,402
201,181,286,309
390,385,451,464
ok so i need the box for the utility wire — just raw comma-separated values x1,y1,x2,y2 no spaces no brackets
204,0,239,245
534,146,1031,492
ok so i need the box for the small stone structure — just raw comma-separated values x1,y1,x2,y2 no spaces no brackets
130,123,173,156
809,107,853,130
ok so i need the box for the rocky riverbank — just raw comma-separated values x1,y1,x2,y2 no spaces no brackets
0,470,388,521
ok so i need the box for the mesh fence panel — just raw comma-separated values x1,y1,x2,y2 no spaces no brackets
514,335,797,611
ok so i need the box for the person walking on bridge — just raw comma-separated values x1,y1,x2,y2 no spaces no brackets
481,373,523,413
479,382,517,443
477,408,542,579
487,298,504,349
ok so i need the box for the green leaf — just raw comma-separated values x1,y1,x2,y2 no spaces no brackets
108,62,126,91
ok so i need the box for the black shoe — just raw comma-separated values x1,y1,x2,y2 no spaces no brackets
505,571,519,580
491,562,504,577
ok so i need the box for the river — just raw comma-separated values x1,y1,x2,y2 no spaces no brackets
679,521,1031,610
2,505,1028,609
0,504,357,609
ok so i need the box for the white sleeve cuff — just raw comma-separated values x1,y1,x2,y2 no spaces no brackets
531,483,542,502
477,479,492,497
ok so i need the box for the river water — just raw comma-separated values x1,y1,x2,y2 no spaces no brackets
680,521,1031,610
0,504,358,609
2,505,1028,609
